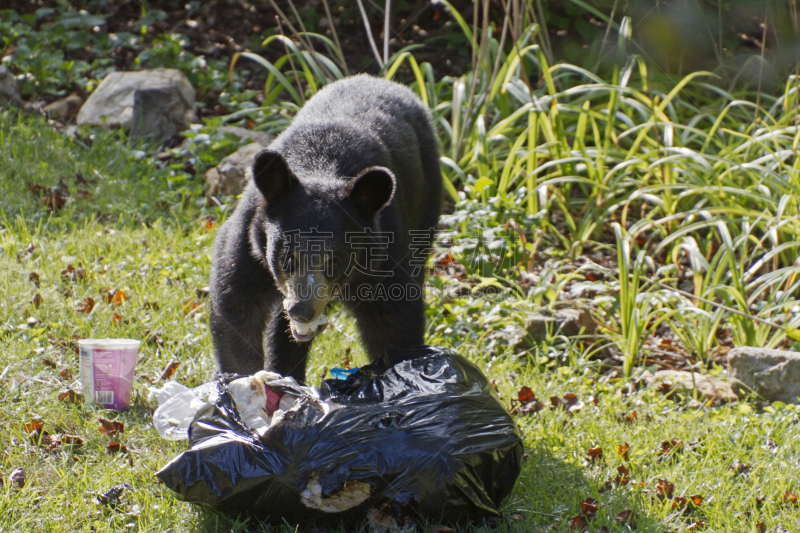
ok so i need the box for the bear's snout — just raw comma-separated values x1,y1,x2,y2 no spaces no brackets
286,301,315,323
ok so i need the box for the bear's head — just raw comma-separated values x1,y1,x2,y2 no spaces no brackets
251,150,395,342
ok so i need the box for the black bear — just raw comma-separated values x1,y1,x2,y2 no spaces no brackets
210,74,442,381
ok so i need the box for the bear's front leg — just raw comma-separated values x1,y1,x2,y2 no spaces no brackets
348,280,426,362
210,252,278,375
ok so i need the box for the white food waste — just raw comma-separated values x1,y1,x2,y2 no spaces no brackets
292,313,328,336
150,371,298,440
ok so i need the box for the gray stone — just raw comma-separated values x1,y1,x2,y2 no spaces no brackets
0,66,21,107
130,85,194,143
77,69,195,130
42,94,84,122
641,369,737,403
205,143,266,197
217,126,272,146
497,308,596,350
180,125,272,150
727,347,800,404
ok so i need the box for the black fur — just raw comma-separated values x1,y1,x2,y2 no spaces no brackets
210,75,442,381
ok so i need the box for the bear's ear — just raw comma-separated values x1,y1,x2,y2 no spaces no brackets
252,150,298,205
345,167,396,220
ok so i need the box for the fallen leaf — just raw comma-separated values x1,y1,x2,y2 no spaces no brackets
656,478,675,500
59,367,73,380
106,441,128,454
58,389,83,403
60,264,86,283
8,468,25,488
76,297,95,313
31,293,43,307
727,460,751,476
98,418,124,436
159,360,181,381
587,446,603,463
24,419,43,434
517,386,535,402
61,434,83,446
659,438,683,455
104,289,126,305
111,312,122,324
41,357,57,369
618,442,630,461
29,272,40,287
756,522,766,533
142,301,160,311
182,297,203,315
551,393,584,413
614,509,634,525
579,497,599,518
568,515,588,530
672,494,703,512
614,464,630,486
783,491,798,504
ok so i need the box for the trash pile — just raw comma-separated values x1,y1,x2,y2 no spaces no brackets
156,346,523,528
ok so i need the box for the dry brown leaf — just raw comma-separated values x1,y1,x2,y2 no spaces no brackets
586,446,603,463
159,360,181,381
618,442,630,461
98,418,124,436
182,297,203,316
106,441,128,454
568,515,588,530
104,289,127,305
76,297,95,314
24,419,43,434
31,293,43,307
58,389,82,403
579,497,599,518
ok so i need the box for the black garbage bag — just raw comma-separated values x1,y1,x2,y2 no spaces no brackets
156,346,523,527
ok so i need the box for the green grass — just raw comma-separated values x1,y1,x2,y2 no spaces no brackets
1,111,800,532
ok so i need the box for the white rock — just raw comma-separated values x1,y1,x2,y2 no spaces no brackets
728,347,800,404
77,69,195,130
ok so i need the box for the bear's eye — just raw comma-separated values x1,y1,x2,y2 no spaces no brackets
283,250,298,273
327,257,340,277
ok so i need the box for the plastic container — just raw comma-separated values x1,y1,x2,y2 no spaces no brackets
78,339,140,410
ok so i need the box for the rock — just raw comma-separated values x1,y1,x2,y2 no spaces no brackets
42,94,84,122
77,69,195,130
505,308,596,350
130,85,195,143
217,126,272,146
0,65,21,107
642,370,737,403
180,125,271,150
727,347,800,404
205,143,266,197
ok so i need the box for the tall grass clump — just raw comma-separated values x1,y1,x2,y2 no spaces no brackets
228,5,800,373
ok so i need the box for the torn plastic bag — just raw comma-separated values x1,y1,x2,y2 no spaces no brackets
156,346,523,526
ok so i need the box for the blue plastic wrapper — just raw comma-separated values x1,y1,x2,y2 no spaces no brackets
156,346,523,527
329,366,359,380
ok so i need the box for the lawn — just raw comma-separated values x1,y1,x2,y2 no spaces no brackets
2,3,800,532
